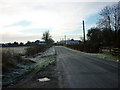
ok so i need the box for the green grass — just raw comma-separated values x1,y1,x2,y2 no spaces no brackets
29,57,55,75
81,52,119,62
65,46,119,62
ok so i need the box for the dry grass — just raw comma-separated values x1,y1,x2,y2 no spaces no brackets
2,51,18,72
25,45,49,56
2,46,49,73
1,47,27,72
1,46,27,55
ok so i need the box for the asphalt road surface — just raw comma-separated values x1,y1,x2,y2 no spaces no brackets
55,46,119,88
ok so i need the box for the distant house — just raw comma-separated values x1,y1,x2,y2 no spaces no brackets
0,44,2,47
34,40,46,45
38,41,47,45
57,39,81,45
0,43,6,47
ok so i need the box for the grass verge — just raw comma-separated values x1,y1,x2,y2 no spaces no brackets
65,46,119,62
2,56,56,87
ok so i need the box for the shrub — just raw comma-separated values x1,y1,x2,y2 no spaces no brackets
2,50,23,72
2,45,50,72
25,45,49,56
66,43,100,53
2,51,16,72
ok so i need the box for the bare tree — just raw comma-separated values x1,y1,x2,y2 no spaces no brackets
116,1,120,30
111,2,120,31
96,1,120,47
98,6,112,29
42,31,54,45
111,2,120,47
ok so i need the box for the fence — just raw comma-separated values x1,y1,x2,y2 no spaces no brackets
111,48,120,56
100,47,120,57
66,45,120,57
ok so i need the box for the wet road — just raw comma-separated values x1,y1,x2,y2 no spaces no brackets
55,46,119,88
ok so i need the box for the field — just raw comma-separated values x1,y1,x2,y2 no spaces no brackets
1,47,28,73
2,45,51,72
1,46,28,55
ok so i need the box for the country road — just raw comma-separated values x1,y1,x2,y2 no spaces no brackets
55,46,119,88
4,46,119,88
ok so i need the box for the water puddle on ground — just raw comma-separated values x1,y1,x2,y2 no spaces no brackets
37,77,50,82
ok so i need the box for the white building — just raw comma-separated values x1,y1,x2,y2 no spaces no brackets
58,39,81,45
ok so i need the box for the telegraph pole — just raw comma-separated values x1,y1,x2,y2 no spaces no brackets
65,35,67,45
83,20,86,43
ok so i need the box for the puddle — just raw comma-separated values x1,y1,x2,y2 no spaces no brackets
37,77,50,82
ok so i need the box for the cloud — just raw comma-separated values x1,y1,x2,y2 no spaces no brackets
6,20,32,27
1,31,43,43
0,0,118,43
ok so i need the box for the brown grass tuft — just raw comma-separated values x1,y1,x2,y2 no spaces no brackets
25,45,49,56
2,50,22,72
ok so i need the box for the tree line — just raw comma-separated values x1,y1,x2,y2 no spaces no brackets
2,40,43,47
87,1,120,51
2,31,54,47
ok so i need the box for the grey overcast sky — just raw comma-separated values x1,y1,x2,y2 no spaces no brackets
0,0,119,43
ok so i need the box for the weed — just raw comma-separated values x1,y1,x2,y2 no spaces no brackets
2,49,24,72
2,51,17,72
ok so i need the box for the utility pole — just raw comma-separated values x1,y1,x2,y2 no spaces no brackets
65,35,66,45
83,20,86,43
60,38,61,41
